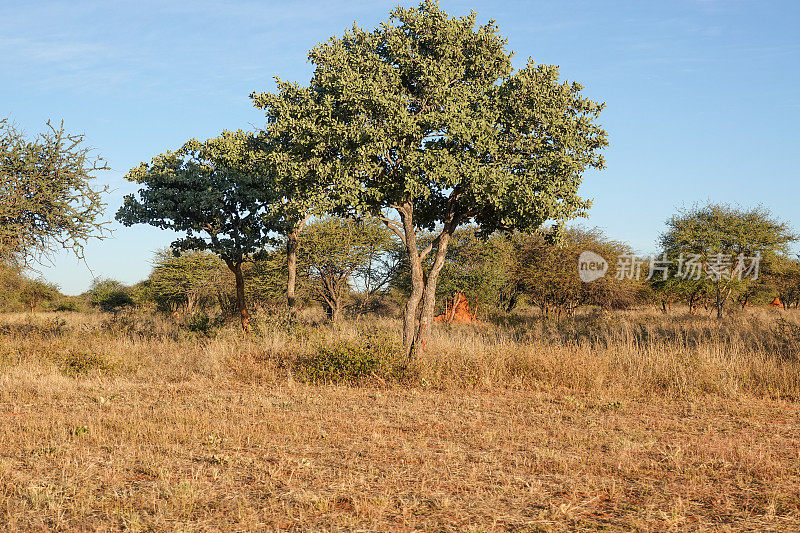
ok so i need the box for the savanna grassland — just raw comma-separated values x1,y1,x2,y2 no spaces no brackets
1,308,800,531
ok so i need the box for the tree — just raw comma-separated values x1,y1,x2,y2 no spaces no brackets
650,274,710,315
244,250,303,311
392,226,515,317
116,130,276,330
351,222,401,314
19,278,59,311
251,85,342,319
438,228,515,316
659,203,797,318
0,118,109,265
763,254,800,310
515,227,638,316
88,278,135,314
145,249,227,315
301,216,394,321
0,262,27,311
258,1,607,355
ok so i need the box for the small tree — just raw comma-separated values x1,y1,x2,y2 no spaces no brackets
765,255,800,310
659,203,797,318
117,131,276,330
251,85,343,319
515,227,638,316
89,278,135,314
19,278,59,311
392,227,514,317
0,262,26,311
438,228,515,317
146,249,227,315
302,217,393,321
263,1,607,355
0,119,109,265
352,222,401,314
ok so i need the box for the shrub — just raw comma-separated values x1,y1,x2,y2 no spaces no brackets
59,351,111,376
296,334,414,385
186,312,212,335
89,278,135,313
54,299,80,312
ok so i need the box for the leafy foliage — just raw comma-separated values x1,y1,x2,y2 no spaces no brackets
19,278,60,311
89,278,135,313
0,262,28,311
515,227,640,315
392,226,514,316
117,130,274,262
296,335,413,385
656,203,797,316
144,250,228,314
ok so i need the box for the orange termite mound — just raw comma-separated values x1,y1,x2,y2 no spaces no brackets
434,292,484,325
770,297,783,308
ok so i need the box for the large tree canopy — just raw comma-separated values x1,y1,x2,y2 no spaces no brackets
255,0,607,354
0,118,108,265
116,130,276,329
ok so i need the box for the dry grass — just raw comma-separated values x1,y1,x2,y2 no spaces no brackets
1,308,799,530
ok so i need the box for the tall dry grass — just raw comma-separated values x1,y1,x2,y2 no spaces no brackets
1,306,798,400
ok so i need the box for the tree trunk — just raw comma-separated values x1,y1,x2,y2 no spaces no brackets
286,227,300,320
227,261,250,331
321,294,342,322
399,205,425,358
187,291,198,315
414,230,452,356
504,291,519,313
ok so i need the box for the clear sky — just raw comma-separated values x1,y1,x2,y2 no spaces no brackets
2,0,798,294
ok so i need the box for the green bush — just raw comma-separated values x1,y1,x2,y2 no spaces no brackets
186,312,212,335
89,278,135,313
59,351,111,376
296,334,414,385
54,299,80,312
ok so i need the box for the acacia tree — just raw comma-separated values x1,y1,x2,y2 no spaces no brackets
116,131,276,330
514,227,638,316
0,118,109,265
88,278,135,314
302,217,393,321
262,1,607,355
660,203,797,318
146,249,227,315
770,255,800,309
19,278,59,311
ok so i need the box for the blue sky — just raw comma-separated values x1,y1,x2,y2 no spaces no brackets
2,0,798,294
